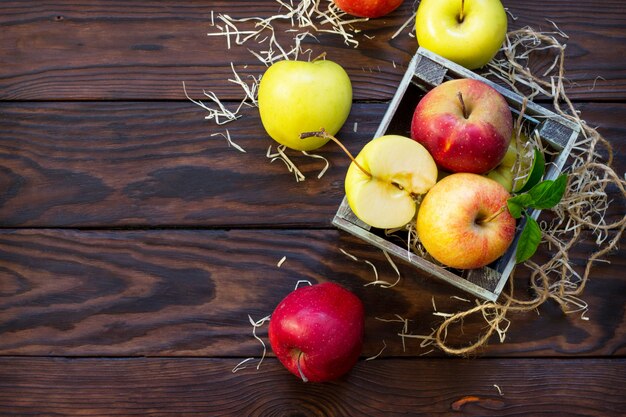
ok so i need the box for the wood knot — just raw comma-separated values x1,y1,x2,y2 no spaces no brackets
451,395,505,411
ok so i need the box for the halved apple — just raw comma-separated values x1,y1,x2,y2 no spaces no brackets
345,135,438,229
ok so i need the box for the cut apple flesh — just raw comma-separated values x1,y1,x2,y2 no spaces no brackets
345,135,438,229
346,175,418,229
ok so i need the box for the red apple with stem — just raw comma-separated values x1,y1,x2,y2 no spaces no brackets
333,0,404,18
411,78,513,174
268,282,365,382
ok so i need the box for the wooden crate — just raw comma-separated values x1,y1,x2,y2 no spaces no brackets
332,48,580,301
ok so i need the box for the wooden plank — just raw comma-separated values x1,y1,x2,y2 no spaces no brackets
1,228,624,357
0,102,376,227
0,357,624,416
1,0,625,101
1,101,623,228
506,1,626,101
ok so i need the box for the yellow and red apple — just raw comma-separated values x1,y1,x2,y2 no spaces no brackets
411,78,513,174
258,58,352,151
415,0,508,70
333,0,404,18
345,135,438,229
416,173,516,269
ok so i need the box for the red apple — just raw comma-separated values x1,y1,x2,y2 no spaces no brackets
333,0,404,18
416,173,516,269
411,78,513,174
268,282,365,382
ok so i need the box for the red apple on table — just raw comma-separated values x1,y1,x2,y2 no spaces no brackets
333,0,404,18
411,78,513,174
268,282,365,382
416,173,516,269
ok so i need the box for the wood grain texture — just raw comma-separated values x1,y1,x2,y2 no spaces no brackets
1,229,624,357
0,357,624,416
0,102,376,227
0,101,623,227
1,1,624,415
1,0,625,101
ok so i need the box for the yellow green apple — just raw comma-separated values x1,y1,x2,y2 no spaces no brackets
345,135,438,229
486,141,517,191
258,59,352,151
416,173,516,269
487,131,547,193
415,0,508,70
410,78,513,174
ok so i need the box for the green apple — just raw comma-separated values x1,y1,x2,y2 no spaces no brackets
416,173,516,269
487,131,547,193
345,135,438,229
415,0,508,70
258,59,352,151
486,141,517,191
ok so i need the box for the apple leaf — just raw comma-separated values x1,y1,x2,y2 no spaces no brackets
506,193,533,219
507,173,568,263
516,214,542,263
514,147,546,193
507,174,568,217
526,174,568,209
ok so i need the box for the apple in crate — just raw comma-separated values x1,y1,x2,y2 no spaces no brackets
258,58,352,151
411,78,513,174
333,0,404,18
268,282,365,383
415,0,508,70
417,173,516,269
345,135,438,229
486,141,517,192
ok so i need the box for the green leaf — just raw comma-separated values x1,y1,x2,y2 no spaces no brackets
514,147,546,193
527,174,568,209
516,215,542,263
506,193,533,218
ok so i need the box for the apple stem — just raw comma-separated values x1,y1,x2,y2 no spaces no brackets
296,351,309,383
300,129,373,179
457,92,469,119
478,205,507,224
459,0,465,22
311,52,327,63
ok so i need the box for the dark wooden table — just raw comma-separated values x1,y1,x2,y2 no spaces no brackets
1,1,625,415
